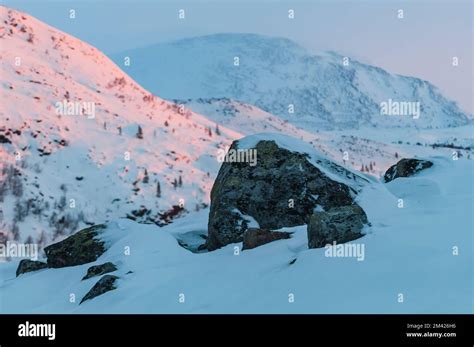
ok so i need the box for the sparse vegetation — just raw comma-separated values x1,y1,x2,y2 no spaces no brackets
136,125,144,139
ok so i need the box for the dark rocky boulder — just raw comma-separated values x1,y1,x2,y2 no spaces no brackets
242,228,292,250
80,275,118,304
82,262,117,280
307,205,368,248
384,158,433,183
206,137,366,250
16,259,48,277
0,134,12,144
44,224,107,268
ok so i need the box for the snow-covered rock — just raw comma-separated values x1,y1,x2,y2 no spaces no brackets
242,228,292,250
43,224,107,268
0,6,472,315
0,157,471,313
206,133,369,250
80,274,118,304
16,259,47,277
383,158,433,183
307,204,368,249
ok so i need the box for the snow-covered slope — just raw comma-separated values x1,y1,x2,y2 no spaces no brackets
1,7,472,250
0,7,472,314
1,155,471,313
175,98,474,178
113,33,471,130
175,97,318,140
0,7,241,246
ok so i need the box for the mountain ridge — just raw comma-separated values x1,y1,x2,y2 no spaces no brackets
0,6,241,245
113,32,471,130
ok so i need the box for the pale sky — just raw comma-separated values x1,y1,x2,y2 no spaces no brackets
3,0,473,113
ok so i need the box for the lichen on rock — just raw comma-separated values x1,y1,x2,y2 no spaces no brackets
44,224,107,268
206,136,367,251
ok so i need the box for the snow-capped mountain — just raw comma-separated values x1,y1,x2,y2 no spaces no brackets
0,7,241,246
1,7,472,250
0,6,472,316
114,33,471,130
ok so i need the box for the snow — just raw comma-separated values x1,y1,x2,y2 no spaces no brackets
232,208,260,229
0,6,242,245
0,6,472,314
237,132,369,189
0,156,471,313
175,98,315,140
113,33,472,130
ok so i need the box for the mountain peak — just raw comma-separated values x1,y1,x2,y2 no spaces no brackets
114,33,471,130
169,32,306,50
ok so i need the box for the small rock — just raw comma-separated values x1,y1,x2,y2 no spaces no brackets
242,228,291,250
80,275,118,304
44,224,107,268
384,158,433,183
16,259,47,277
0,134,11,144
307,205,368,249
82,262,117,280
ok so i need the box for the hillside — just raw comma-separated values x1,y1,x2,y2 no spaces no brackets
1,144,471,313
0,6,240,246
113,33,472,130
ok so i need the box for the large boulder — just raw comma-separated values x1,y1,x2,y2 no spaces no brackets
206,135,367,250
384,158,433,183
16,259,48,277
44,224,107,268
242,228,292,250
307,205,368,249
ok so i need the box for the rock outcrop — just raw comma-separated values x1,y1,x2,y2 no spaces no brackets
307,205,368,249
384,158,433,183
80,275,118,304
16,259,48,277
242,228,292,250
44,224,107,268
82,262,117,280
206,135,367,250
